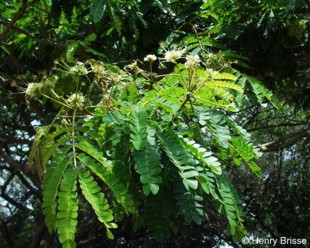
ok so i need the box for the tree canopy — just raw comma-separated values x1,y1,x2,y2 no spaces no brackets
0,1,309,248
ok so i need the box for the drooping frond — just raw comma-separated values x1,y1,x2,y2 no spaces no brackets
198,170,220,201
77,153,135,214
174,182,204,225
196,110,232,148
29,125,71,180
226,117,251,141
199,170,246,241
213,72,238,81
42,152,72,233
246,75,280,107
78,167,117,239
141,86,186,116
56,168,78,248
134,128,162,195
90,0,107,23
179,137,222,175
230,137,256,161
41,134,72,168
28,126,48,169
156,128,199,190
230,137,262,177
110,126,131,186
102,111,127,124
76,137,107,164
216,176,247,242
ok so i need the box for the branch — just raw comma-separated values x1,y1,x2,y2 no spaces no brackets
0,150,39,184
0,133,32,146
16,171,41,198
258,128,310,152
0,173,30,211
0,150,27,172
247,121,308,132
0,221,15,247
0,18,38,41
0,17,67,51
30,221,47,248
0,0,38,43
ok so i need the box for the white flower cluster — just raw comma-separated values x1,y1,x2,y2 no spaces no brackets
144,54,157,63
164,50,184,63
67,93,85,109
125,61,143,74
206,68,217,78
25,83,43,98
91,64,106,77
185,54,201,69
126,61,138,70
69,62,89,75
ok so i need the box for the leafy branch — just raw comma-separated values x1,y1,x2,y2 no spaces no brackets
25,43,274,246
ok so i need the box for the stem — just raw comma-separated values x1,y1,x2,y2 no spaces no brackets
37,106,65,141
149,62,154,88
72,109,78,168
175,64,188,90
41,94,71,109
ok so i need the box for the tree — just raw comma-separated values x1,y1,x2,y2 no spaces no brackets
1,1,309,248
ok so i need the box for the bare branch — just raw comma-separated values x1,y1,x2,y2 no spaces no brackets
0,173,30,211
30,221,47,248
16,171,41,198
0,221,15,247
259,128,310,152
0,150,38,183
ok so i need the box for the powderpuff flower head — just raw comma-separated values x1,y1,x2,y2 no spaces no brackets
91,64,106,77
25,83,43,99
164,49,184,63
69,61,89,75
185,54,201,69
67,93,85,109
144,54,157,63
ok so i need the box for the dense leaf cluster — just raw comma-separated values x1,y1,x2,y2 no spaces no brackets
23,42,273,246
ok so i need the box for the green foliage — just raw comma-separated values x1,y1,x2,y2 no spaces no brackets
134,128,162,195
77,152,135,214
90,0,107,23
179,137,221,175
246,76,280,107
174,183,204,225
42,153,72,234
217,177,246,241
78,167,116,238
130,106,148,150
25,41,274,246
56,168,78,247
